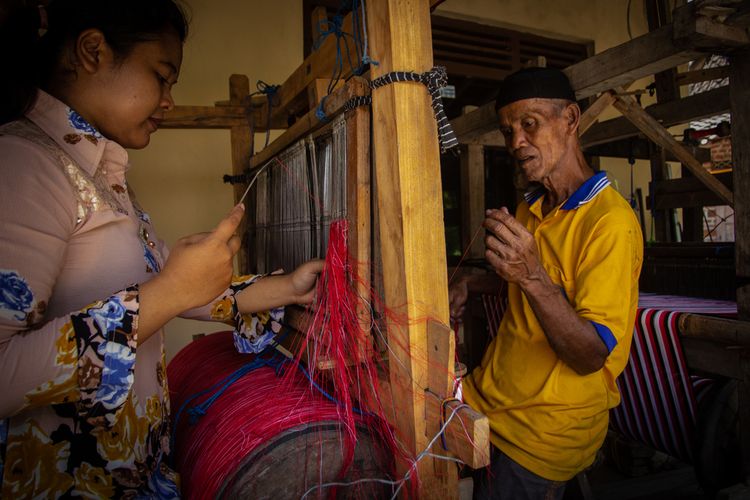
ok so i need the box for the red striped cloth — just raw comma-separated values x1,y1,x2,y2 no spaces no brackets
481,293,506,340
610,294,736,463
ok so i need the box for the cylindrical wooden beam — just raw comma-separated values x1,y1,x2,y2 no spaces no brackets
678,313,750,346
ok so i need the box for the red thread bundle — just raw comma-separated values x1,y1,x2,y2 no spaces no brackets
290,219,409,483
170,331,395,499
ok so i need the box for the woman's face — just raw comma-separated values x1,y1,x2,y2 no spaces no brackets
88,31,183,149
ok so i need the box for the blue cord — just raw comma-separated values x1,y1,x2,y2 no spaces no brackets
170,353,286,451
293,362,376,418
312,0,379,92
257,81,280,148
316,95,330,123
172,350,376,438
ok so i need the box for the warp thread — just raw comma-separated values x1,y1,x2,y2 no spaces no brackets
290,218,410,485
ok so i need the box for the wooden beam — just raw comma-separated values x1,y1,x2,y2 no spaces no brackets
424,317,488,471
673,2,750,49
253,12,358,129
460,145,485,259
578,81,637,136
648,190,726,210
682,338,745,380
585,137,711,162
452,5,746,140
611,92,734,206
731,47,750,319
346,103,373,364
678,314,750,346
451,102,497,144
161,105,248,129
367,0,461,495
249,77,369,168
564,24,703,101
579,91,618,136
676,65,730,85
647,171,733,209
649,144,674,241
461,129,504,147
646,0,681,103
726,0,750,27
310,5,328,48
582,86,730,147
229,75,253,274
424,394,490,469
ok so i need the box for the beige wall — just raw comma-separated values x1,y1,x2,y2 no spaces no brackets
127,0,302,359
128,0,673,359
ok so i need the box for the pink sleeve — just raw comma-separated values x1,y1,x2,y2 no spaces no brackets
0,138,138,427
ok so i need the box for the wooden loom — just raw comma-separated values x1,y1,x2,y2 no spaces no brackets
162,1,489,497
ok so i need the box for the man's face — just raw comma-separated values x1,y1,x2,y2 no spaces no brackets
498,98,572,184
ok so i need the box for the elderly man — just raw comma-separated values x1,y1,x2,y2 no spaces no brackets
451,67,643,499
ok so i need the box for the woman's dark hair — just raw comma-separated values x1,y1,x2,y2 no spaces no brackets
0,0,190,124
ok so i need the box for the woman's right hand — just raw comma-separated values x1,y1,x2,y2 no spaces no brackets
156,203,244,312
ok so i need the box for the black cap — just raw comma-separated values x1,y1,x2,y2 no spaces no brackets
495,67,577,111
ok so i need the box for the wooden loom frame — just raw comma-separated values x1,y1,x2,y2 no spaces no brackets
162,1,488,497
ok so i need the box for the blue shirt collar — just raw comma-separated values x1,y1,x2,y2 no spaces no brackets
523,171,611,211
561,171,611,210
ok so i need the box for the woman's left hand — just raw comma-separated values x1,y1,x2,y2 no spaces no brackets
290,259,324,305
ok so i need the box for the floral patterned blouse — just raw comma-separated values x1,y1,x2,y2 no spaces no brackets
0,91,283,498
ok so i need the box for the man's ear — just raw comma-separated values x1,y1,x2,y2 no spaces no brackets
564,102,581,136
74,29,112,74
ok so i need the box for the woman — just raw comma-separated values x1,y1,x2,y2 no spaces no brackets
0,1,321,497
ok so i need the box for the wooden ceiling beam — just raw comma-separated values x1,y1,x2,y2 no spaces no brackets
451,3,747,144
161,105,248,129
581,86,730,147
611,91,733,206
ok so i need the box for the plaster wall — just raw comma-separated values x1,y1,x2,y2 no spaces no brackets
127,0,302,359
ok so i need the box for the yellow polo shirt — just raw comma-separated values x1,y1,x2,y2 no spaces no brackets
463,171,643,481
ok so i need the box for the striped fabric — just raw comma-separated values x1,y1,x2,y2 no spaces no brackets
481,293,506,340
370,67,459,153
611,308,700,462
480,291,737,463
611,294,736,463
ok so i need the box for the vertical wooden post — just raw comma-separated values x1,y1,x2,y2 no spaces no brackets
649,144,675,242
310,5,328,46
646,0,680,243
730,46,750,482
367,0,457,496
731,48,750,320
346,106,373,362
460,144,485,259
229,75,252,274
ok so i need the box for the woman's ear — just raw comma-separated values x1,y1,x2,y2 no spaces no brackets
74,29,111,74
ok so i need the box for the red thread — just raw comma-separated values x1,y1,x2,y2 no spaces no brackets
169,331,395,499
290,219,412,488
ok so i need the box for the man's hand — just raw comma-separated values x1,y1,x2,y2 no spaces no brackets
449,278,468,323
483,207,544,287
